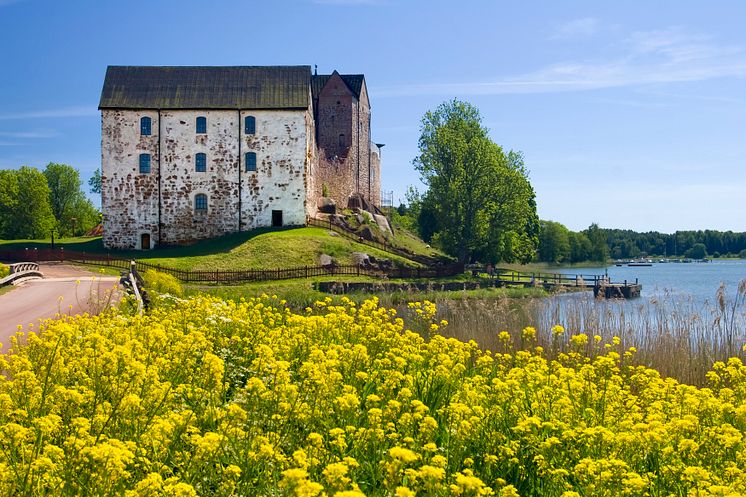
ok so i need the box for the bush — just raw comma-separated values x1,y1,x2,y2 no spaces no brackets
1,296,746,496
739,249,746,259
141,268,183,296
0,263,9,279
685,242,708,259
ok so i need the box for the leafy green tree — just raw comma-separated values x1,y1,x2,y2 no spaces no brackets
538,220,570,263
685,243,707,259
0,167,56,239
89,168,102,194
585,223,609,262
0,170,20,237
413,99,538,263
568,231,592,263
44,163,85,236
43,163,100,236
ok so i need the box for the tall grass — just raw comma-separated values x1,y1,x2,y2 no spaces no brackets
405,281,746,386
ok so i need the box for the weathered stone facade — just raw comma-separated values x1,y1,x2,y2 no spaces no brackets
311,72,380,210
99,66,380,249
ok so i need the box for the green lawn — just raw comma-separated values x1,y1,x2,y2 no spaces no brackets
0,236,105,252
1,227,421,271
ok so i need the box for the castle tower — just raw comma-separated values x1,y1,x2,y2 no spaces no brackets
311,70,379,209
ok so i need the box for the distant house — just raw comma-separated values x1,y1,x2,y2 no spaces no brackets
99,65,381,249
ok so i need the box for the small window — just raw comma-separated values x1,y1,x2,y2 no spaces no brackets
245,152,257,172
196,116,207,134
140,117,151,136
195,153,206,172
195,193,207,212
245,116,256,135
139,153,151,174
339,134,345,147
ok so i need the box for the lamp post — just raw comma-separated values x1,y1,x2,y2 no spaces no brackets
374,143,385,206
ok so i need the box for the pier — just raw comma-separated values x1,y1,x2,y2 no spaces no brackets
489,268,642,299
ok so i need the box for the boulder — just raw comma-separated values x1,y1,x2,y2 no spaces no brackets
360,226,376,242
319,254,335,267
352,252,370,266
317,197,336,214
373,214,392,234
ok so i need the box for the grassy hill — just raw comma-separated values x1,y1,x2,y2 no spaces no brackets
0,227,427,270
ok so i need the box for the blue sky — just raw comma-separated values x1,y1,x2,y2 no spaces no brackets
0,0,744,233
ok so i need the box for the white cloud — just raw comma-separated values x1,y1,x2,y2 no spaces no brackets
0,106,97,120
0,129,59,138
376,27,746,97
552,17,600,39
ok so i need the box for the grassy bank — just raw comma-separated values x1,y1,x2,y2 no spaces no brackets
189,276,546,309
1,227,422,270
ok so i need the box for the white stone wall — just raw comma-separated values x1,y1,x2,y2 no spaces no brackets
101,108,311,248
239,109,310,230
101,110,160,249
159,110,240,244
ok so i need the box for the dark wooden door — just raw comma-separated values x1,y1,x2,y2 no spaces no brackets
272,210,283,227
141,233,151,250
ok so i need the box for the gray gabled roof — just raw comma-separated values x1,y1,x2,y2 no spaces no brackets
311,72,366,100
99,66,312,110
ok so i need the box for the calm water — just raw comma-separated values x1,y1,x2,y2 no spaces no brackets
536,260,746,344
555,259,746,302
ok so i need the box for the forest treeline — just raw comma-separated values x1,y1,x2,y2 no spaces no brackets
535,220,746,263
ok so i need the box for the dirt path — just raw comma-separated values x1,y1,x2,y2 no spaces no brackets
0,263,120,351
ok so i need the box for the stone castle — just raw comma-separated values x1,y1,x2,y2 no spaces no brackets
99,65,381,249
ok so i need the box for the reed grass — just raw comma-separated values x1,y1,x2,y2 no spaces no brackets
400,281,746,386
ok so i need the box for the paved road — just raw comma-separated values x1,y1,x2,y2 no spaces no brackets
0,264,120,351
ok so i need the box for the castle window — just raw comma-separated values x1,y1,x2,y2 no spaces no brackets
139,153,151,174
245,116,256,135
196,116,207,134
195,153,207,172
339,134,345,147
140,117,151,136
245,152,257,172
195,193,208,212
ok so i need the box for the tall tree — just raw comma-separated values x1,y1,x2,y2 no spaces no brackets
0,167,56,239
538,220,571,263
89,168,102,194
413,100,538,263
43,163,88,236
585,223,609,262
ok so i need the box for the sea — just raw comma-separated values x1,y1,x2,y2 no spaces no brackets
539,259,746,343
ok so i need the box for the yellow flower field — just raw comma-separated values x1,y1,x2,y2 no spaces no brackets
1,295,745,496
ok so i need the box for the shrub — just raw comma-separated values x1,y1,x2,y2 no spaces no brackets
739,249,746,259
0,263,9,279
141,268,183,296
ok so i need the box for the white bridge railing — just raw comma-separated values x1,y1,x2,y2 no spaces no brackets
0,262,43,286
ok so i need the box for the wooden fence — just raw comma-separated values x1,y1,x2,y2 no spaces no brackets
0,248,464,284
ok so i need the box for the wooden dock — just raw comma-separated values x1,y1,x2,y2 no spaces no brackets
491,269,641,299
